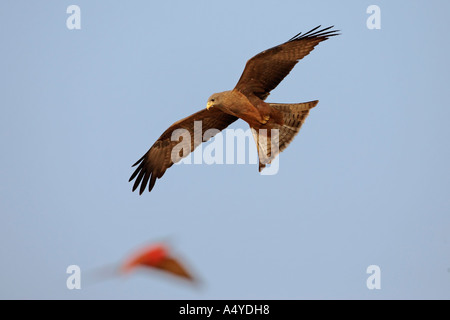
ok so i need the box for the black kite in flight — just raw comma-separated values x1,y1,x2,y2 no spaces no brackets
130,26,339,194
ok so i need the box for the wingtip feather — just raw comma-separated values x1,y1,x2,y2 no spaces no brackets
288,25,340,43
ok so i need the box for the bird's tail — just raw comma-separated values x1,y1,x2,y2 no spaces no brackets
251,100,318,171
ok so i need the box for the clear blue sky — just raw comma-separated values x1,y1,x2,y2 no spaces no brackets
1,1,449,299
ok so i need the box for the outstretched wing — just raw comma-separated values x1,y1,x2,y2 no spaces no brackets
155,256,194,281
129,108,237,194
234,26,339,100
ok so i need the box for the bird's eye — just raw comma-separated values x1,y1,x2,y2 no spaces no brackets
211,99,215,102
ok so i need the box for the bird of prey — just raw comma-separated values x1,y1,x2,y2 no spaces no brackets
121,243,195,282
130,26,339,194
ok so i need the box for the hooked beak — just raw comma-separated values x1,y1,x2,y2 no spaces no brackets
206,101,214,110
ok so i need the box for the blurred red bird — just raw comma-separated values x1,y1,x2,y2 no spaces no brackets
120,243,195,281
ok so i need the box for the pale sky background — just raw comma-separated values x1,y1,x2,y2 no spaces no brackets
1,1,449,299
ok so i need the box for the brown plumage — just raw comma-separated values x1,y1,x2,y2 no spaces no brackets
130,26,339,194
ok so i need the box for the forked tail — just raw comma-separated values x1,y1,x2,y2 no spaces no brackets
251,100,318,171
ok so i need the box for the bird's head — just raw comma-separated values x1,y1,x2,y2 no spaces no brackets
206,93,220,110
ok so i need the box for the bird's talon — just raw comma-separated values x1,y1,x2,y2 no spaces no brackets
261,115,270,124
